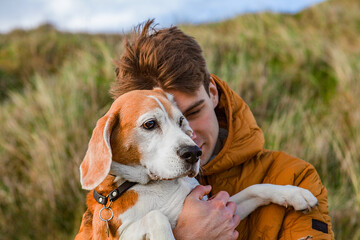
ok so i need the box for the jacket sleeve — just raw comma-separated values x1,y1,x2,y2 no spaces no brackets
278,162,335,240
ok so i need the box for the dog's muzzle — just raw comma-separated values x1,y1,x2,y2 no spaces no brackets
177,145,202,164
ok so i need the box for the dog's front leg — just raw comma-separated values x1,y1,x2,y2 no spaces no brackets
120,210,175,240
229,184,319,220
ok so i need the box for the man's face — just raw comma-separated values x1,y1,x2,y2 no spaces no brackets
167,78,219,166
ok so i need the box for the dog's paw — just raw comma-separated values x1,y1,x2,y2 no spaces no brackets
280,186,318,213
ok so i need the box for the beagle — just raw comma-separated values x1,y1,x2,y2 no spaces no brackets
75,89,318,240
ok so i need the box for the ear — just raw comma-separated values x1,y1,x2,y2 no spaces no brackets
80,113,118,190
209,76,219,108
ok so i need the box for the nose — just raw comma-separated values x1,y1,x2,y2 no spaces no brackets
191,132,197,141
177,145,202,164
190,132,201,147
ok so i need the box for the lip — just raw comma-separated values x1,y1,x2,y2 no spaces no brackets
187,163,200,178
187,169,199,178
199,143,204,151
149,171,161,181
148,170,182,181
148,165,199,181
149,172,175,181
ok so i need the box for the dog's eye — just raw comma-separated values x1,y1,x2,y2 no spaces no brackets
179,116,184,127
142,120,157,130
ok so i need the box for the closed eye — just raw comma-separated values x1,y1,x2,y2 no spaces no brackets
183,100,204,118
186,109,201,118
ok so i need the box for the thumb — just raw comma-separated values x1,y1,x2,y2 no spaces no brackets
189,185,212,200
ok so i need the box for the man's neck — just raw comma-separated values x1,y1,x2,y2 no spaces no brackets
208,128,228,163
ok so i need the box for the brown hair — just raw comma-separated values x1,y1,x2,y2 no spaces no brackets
110,19,210,99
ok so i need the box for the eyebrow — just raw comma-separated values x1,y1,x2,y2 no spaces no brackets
183,100,205,115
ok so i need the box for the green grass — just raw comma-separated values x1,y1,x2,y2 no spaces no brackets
0,0,359,239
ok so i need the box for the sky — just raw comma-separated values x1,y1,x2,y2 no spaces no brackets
0,0,326,34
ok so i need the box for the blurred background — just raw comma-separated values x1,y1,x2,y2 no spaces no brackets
0,0,359,239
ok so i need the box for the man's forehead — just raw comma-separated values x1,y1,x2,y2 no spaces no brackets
166,86,206,113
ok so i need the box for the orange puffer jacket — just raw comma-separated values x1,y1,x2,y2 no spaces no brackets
198,74,334,239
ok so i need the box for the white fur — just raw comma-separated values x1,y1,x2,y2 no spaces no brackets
103,115,113,161
117,177,199,239
147,95,169,118
132,97,198,181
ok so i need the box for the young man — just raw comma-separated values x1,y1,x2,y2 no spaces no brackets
110,20,334,240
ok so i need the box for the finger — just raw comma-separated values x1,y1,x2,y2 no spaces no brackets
210,191,230,203
232,230,239,240
232,214,241,228
189,185,212,200
226,201,237,214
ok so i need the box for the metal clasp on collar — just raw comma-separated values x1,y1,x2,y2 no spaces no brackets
93,181,136,238
99,200,114,238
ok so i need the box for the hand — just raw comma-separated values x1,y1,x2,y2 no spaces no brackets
173,185,240,240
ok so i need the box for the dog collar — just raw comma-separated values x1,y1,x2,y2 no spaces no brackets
93,181,137,206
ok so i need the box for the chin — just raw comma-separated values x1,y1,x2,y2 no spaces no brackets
200,157,210,166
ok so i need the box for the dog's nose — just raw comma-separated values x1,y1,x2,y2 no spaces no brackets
177,145,202,164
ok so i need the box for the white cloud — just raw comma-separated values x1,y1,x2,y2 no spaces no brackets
0,0,326,33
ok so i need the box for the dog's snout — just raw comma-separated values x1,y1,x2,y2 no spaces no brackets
177,145,202,164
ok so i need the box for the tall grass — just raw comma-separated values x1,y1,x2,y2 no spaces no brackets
0,41,121,239
0,0,359,239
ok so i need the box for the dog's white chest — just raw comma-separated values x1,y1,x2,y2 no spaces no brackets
117,177,199,234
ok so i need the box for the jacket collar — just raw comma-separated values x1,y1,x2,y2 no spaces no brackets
201,74,265,175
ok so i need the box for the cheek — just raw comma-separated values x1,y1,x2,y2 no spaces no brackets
189,115,208,137
195,107,215,127
138,131,162,153
188,119,201,135
137,130,176,162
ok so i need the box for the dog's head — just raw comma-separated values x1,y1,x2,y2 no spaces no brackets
80,88,201,190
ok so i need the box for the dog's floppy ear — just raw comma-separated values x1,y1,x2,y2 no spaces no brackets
80,113,118,190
